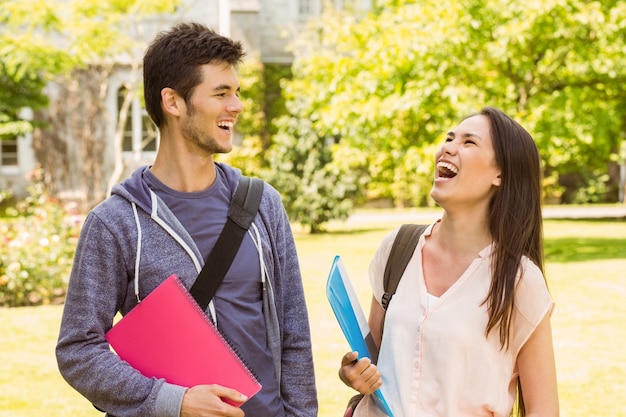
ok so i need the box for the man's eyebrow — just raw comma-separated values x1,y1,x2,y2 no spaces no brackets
213,84,240,93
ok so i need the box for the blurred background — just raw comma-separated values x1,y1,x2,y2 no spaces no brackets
1,0,625,415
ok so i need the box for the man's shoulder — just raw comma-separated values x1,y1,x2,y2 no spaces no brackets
86,194,134,226
257,181,284,212
93,192,130,210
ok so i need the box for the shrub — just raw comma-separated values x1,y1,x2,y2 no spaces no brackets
0,169,80,307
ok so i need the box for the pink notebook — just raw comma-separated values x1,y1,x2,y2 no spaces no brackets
105,274,262,406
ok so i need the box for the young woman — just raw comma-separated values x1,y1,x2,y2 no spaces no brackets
339,107,559,417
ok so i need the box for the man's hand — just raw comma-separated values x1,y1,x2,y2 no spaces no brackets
180,384,247,417
339,351,382,395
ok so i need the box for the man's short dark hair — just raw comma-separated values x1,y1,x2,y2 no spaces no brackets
143,22,245,127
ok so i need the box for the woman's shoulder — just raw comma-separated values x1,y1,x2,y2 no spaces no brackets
517,256,549,292
514,256,554,325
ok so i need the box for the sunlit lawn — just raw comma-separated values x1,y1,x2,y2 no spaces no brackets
1,211,625,416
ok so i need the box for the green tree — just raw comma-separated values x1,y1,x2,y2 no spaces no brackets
274,0,626,213
267,116,361,233
0,62,47,138
216,55,282,177
454,0,626,203
0,1,70,138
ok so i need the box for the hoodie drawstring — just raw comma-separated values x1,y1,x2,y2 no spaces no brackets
131,202,142,303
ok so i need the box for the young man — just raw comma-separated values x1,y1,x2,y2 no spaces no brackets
56,22,318,417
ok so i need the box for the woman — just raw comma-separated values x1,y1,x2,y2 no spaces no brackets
339,107,559,416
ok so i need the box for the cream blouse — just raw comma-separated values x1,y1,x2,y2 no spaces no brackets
354,222,554,417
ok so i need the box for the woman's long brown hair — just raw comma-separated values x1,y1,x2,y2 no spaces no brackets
480,107,545,416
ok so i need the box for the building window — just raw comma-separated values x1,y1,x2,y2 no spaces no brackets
333,0,345,10
117,87,158,155
141,112,157,152
118,88,133,152
0,138,18,166
299,0,315,15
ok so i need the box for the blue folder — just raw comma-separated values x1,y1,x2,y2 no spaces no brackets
326,256,394,416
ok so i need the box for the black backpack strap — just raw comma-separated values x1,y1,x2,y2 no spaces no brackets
190,176,264,311
381,223,428,311
229,176,265,229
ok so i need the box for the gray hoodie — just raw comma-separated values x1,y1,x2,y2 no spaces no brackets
56,163,317,417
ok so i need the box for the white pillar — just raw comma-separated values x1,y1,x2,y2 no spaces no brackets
218,0,231,37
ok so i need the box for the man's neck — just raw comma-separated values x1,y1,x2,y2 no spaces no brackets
150,144,218,193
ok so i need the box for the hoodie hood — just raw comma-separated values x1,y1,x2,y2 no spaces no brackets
112,163,243,214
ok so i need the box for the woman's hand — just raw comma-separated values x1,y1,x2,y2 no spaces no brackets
339,351,383,395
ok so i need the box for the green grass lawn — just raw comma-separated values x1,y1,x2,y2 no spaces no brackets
1,214,625,416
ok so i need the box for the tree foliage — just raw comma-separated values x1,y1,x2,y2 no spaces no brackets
0,0,68,138
266,116,362,233
272,0,626,218
216,55,274,177
454,0,626,203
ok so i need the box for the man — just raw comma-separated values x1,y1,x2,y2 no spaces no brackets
56,22,318,417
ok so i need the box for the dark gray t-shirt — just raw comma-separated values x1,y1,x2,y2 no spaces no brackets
143,167,284,416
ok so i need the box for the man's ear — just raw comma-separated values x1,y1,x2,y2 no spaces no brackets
161,87,182,118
